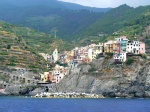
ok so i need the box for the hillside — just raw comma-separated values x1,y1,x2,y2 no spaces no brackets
0,0,111,12
0,0,110,40
80,5,150,38
0,21,74,72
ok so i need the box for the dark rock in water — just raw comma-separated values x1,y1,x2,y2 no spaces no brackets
102,92,116,98
135,92,145,98
19,87,34,95
28,87,46,96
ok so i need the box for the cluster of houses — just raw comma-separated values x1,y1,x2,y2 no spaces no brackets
40,36,146,83
105,36,145,62
40,65,69,84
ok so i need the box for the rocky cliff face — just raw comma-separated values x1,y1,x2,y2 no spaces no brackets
55,57,150,98
1,57,150,98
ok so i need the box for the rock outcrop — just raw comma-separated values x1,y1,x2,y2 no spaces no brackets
54,58,150,98
1,58,150,98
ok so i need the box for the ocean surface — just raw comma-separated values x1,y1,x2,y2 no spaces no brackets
0,97,150,112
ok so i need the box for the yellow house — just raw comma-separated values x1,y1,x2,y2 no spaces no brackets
40,72,49,82
104,40,115,53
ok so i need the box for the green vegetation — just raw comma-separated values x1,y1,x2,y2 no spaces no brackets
1,3,150,42
105,53,113,59
141,54,147,59
80,5,150,42
126,57,134,65
0,21,74,72
0,21,74,53
0,3,103,40
88,67,97,72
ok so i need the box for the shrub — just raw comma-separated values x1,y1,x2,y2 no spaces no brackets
6,45,11,49
126,57,133,65
105,52,113,59
141,54,147,59
88,67,97,72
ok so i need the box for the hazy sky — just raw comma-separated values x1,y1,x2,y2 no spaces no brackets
58,0,150,8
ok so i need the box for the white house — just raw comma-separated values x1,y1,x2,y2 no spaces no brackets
52,65,69,83
113,53,127,62
126,41,140,54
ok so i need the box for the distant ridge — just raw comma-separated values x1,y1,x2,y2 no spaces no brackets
0,0,111,12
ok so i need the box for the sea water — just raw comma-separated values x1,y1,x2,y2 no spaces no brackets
0,97,150,112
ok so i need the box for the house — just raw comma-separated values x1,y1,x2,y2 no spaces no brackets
113,53,127,62
139,42,146,54
59,53,68,64
88,43,104,61
126,41,140,54
40,72,49,82
52,65,69,83
104,40,114,53
68,60,79,69
113,41,120,53
115,36,128,53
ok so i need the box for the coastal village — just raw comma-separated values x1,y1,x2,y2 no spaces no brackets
40,36,146,84
0,35,147,97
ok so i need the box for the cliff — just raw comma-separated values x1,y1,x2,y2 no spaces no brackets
1,56,150,98
54,57,150,98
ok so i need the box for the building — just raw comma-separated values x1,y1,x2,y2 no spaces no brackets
52,49,59,63
40,72,49,82
104,40,114,53
115,36,128,53
112,41,120,53
139,42,146,54
88,43,104,61
126,41,140,54
52,65,69,83
113,53,127,62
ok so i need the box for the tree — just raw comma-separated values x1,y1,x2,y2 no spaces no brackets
6,45,11,49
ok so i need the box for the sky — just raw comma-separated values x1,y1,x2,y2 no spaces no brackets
58,0,150,8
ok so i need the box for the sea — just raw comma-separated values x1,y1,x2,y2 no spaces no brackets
0,97,150,112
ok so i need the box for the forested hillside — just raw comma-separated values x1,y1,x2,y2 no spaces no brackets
81,5,150,38
0,0,109,40
0,1,150,42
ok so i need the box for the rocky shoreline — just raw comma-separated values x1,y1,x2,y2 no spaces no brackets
33,92,104,98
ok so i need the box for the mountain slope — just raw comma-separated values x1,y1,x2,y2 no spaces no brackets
0,0,111,12
80,5,150,38
0,0,106,40
0,21,74,72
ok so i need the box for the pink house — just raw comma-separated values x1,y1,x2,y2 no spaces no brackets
139,42,146,54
